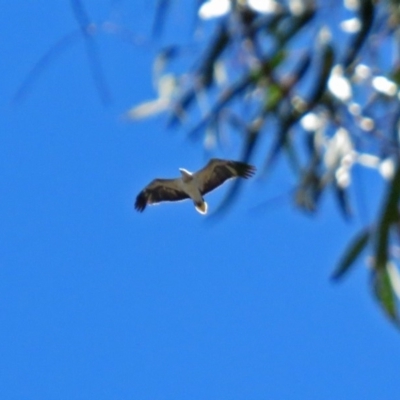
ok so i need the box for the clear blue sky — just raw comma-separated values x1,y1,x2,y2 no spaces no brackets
1,1,399,399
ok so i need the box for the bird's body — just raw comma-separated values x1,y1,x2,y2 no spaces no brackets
134,158,256,214
177,169,207,213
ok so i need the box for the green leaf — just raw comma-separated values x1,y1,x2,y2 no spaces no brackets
331,227,371,281
372,267,399,325
265,83,284,109
375,162,400,271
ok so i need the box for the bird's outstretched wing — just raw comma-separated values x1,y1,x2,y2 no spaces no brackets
134,178,189,212
194,159,256,195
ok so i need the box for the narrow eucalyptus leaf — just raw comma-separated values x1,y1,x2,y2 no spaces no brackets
372,267,400,325
334,184,352,219
375,163,400,270
331,228,370,281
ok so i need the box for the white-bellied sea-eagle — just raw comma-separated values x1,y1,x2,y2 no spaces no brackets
135,158,256,214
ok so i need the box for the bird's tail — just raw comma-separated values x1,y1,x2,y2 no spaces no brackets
194,200,208,215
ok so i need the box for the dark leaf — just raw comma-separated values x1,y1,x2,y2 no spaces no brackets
70,0,111,105
151,0,170,39
263,114,297,173
168,23,230,127
197,23,230,87
275,9,316,47
294,170,322,213
375,162,400,271
334,184,353,219
306,43,334,107
12,31,81,103
185,72,257,137
331,227,370,281
281,51,312,91
372,267,400,326
342,0,375,69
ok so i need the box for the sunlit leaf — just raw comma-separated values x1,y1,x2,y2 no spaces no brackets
265,83,284,109
125,98,170,120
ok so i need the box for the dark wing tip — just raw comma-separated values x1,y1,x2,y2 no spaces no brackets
232,161,256,179
134,191,147,212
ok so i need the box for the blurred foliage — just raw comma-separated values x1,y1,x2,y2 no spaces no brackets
15,0,400,328
130,0,400,328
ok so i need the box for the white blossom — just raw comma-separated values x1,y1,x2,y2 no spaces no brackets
372,76,397,96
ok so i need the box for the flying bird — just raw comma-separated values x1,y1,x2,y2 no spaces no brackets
134,158,256,214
